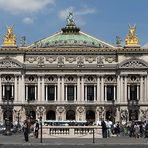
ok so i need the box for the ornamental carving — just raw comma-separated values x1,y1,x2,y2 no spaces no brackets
37,56,45,67
77,56,84,67
66,57,76,63
140,109,148,121
85,57,95,63
26,57,36,63
120,109,128,120
0,57,22,68
77,107,85,113
65,76,77,83
97,106,105,114
25,76,37,83
57,56,64,67
2,75,14,83
120,60,147,68
104,76,116,83
105,56,115,63
46,57,56,63
85,76,96,83
97,56,104,67
56,107,65,113
45,76,57,83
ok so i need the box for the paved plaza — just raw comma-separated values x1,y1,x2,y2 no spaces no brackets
0,133,148,146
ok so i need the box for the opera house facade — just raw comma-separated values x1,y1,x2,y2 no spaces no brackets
0,13,148,125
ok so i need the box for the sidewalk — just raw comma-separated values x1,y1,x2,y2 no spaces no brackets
0,134,148,145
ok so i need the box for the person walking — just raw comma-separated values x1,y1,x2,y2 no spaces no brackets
101,120,107,138
23,120,29,142
34,120,39,138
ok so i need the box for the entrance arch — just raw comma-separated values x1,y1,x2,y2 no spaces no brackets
86,110,95,123
46,110,56,120
66,110,75,120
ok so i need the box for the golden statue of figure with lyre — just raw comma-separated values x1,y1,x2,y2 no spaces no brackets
3,25,16,46
125,24,139,46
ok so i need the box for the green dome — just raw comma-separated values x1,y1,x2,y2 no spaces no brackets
29,13,115,49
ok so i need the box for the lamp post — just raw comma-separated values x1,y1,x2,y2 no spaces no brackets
36,106,44,143
3,84,13,136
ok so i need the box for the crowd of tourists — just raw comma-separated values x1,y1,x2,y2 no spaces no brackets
101,120,148,138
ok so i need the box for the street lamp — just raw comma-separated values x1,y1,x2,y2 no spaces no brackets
36,106,44,143
3,84,13,136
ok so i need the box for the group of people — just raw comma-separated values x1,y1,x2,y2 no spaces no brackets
101,119,148,138
23,118,39,142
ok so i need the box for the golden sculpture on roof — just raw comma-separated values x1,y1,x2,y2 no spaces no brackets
3,25,16,46
125,24,139,46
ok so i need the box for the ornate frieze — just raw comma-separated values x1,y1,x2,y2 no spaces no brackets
45,76,57,83
66,57,76,63
1,75,14,83
0,57,22,68
25,75,37,83
46,57,56,63
105,56,116,63
77,56,84,67
65,76,77,83
25,57,36,63
104,76,116,83
85,57,95,63
57,56,64,67
97,56,104,67
56,106,65,113
127,75,140,83
37,56,45,67
119,58,148,69
77,106,85,113
84,76,96,83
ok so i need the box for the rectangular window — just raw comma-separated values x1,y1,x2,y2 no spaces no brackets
28,85,35,101
67,85,74,101
107,85,114,101
130,85,137,100
47,85,55,101
87,85,94,101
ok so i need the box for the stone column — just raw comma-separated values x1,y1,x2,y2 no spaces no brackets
42,76,45,102
101,76,104,102
57,76,61,102
61,76,64,102
128,85,130,100
81,76,84,101
94,85,96,101
0,75,1,102
45,85,48,101
114,85,116,100
124,76,127,102
104,85,107,101
14,75,17,101
117,75,120,103
54,85,57,101
26,85,28,101
21,74,25,102
144,76,147,102
77,76,80,102
37,76,41,102
85,85,87,101
65,85,67,101
97,76,100,102
120,76,123,103
2,85,4,98
35,85,37,100
140,76,143,102
137,85,139,100
18,76,21,103
12,85,14,98
74,85,76,101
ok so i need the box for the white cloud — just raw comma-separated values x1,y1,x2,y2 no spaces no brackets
22,17,34,24
58,6,96,26
143,42,148,48
0,0,55,14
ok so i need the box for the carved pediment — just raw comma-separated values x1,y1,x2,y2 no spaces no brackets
0,56,23,68
119,58,148,69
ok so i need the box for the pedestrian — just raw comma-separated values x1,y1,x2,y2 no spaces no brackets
34,120,39,138
101,120,107,138
23,120,29,142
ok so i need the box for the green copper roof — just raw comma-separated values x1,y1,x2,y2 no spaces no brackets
28,13,115,49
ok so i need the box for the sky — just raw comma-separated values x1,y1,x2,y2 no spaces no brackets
0,0,148,47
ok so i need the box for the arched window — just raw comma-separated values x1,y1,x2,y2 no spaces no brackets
66,110,75,120
46,110,56,120
86,110,95,123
